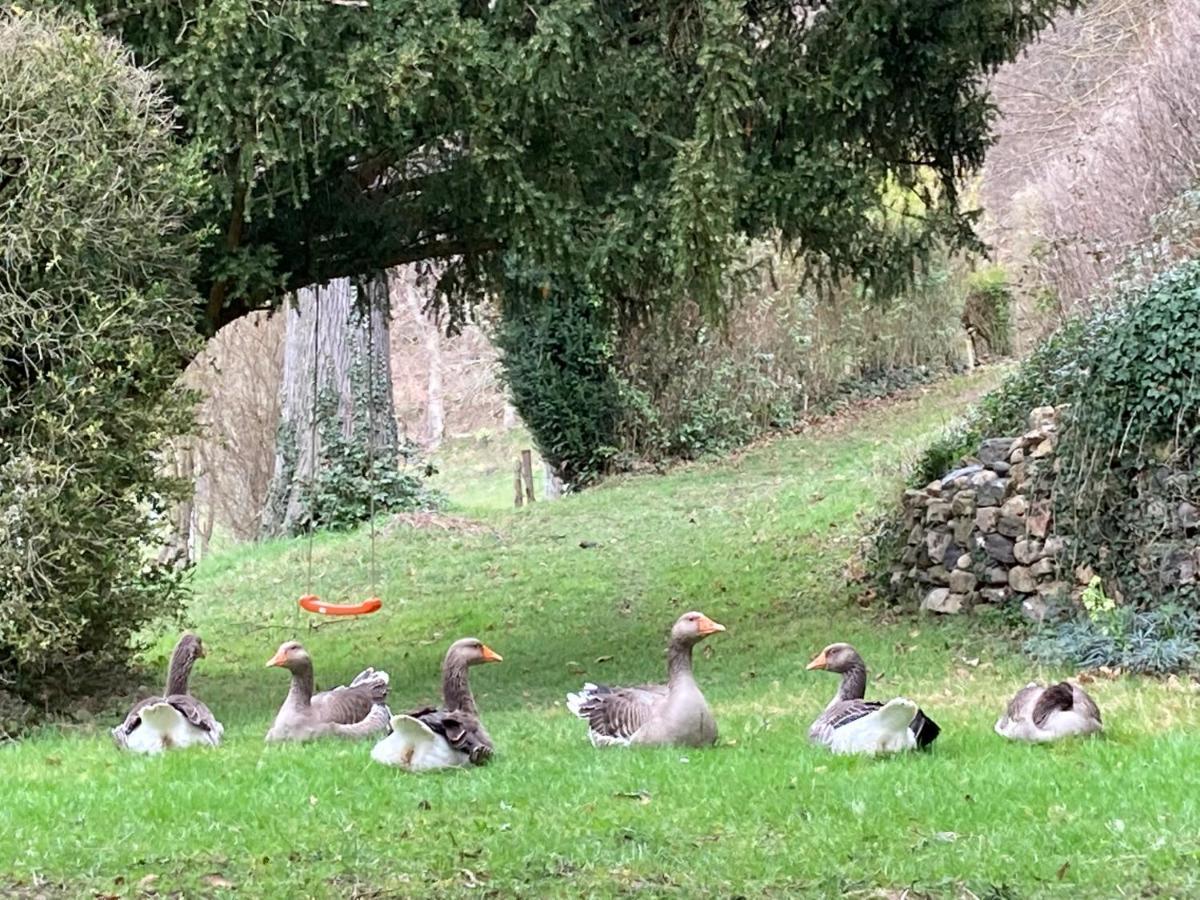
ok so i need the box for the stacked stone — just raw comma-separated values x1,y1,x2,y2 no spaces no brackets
892,406,1068,619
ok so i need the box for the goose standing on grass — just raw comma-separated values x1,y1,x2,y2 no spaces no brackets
264,641,390,742
806,642,940,755
112,633,223,753
372,637,502,771
567,611,726,748
995,681,1102,742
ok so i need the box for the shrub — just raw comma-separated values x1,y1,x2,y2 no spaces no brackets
1052,260,1200,609
961,266,1013,359
500,241,978,484
1025,579,1200,675
495,278,623,487
0,11,200,730
303,388,442,533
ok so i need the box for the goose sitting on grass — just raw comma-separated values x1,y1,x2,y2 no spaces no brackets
112,632,223,753
995,681,1103,742
264,641,390,742
806,642,940,755
567,611,726,748
372,638,502,771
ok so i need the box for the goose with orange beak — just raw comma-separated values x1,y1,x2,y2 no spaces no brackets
806,642,939,755
372,637,502,771
264,641,391,742
567,611,726,748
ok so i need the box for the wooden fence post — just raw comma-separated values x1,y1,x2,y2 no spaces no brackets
520,449,536,503
513,460,524,508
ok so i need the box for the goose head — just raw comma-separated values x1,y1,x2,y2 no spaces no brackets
805,642,863,674
265,640,311,671
670,611,726,646
445,637,503,669
177,632,206,661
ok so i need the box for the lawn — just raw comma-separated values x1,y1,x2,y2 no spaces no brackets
4,371,1200,899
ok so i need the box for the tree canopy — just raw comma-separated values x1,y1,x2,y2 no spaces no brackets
56,0,1079,335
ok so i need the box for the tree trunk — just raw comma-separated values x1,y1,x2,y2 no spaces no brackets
159,442,195,568
502,401,518,430
260,275,397,537
392,267,445,449
544,461,564,500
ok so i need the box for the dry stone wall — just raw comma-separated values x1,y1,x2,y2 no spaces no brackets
890,406,1071,619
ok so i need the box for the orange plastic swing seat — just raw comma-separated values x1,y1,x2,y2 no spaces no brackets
298,594,383,617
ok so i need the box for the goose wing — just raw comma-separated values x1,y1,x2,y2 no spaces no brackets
408,705,494,764
312,668,390,725
112,696,163,747
567,682,666,745
809,699,883,746
1071,683,1102,725
165,694,223,738
1001,683,1043,724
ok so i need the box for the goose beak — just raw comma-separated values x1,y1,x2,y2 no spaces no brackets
266,651,287,668
697,616,726,636
806,650,828,671
480,645,503,663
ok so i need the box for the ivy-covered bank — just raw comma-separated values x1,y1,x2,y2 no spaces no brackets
871,259,1200,673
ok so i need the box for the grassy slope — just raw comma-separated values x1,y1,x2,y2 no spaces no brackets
4,372,1200,899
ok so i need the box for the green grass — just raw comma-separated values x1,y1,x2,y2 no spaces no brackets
5,370,1200,898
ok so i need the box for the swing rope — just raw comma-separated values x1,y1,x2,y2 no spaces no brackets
304,286,321,600
297,279,383,618
365,277,379,601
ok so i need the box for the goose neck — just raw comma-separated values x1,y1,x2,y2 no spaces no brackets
836,661,868,702
666,640,696,689
164,643,196,696
442,659,477,715
286,659,315,709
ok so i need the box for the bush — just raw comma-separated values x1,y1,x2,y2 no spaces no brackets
1025,580,1200,674
0,12,200,731
961,266,1013,359
501,243,975,482
495,278,624,487
303,388,442,533
1052,260,1200,609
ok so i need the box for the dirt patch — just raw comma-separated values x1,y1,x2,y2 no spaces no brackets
381,511,499,539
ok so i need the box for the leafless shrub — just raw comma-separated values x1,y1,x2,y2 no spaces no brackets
388,271,510,445
187,311,284,545
983,0,1200,338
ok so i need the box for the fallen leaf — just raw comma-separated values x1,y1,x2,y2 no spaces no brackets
202,874,234,890
138,873,158,892
1056,861,1070,881
594,655,613,664
614,790,652,804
